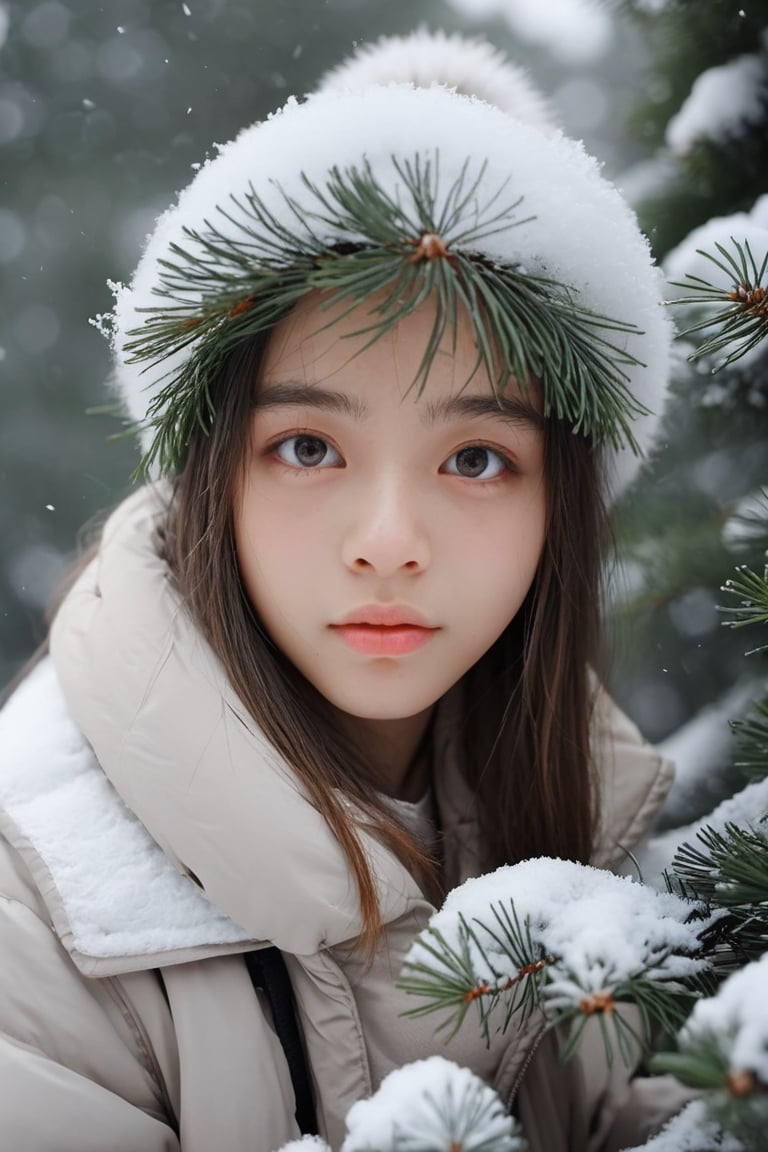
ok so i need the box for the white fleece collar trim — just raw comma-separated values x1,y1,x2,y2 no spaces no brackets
0,658,251,966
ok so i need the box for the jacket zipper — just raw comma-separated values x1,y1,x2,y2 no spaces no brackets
104,974,179,1135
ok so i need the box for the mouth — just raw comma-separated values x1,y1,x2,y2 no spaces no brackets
334,604,435,628
329,623,438,656
330,605,439,655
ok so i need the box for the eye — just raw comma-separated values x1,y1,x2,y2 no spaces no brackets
442,445,511,480
272,435,343,470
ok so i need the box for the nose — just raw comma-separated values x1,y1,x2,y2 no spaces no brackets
342,475,431,576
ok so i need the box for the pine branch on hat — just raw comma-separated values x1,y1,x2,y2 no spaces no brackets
125,154,648,476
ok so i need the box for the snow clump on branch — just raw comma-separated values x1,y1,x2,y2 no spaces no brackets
412,861,704,1004
400,862,707,1067
666,56,767,156
340,1056,525,1152
639,769,768,887
277,1140,331,1152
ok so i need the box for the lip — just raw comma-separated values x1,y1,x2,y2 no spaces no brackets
330,624,437,656
330,605,439,656
334,604,435,628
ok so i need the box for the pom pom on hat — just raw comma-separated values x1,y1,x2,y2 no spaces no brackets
315,28,557,135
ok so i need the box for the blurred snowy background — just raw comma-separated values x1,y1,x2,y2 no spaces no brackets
2,0,767,829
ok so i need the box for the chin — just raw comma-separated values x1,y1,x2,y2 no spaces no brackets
325,690,442,722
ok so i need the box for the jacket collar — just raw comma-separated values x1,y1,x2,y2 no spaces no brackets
0,657,254,977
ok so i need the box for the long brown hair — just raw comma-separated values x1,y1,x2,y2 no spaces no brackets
164,325,607,955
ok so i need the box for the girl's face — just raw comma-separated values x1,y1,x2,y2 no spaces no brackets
234,292,547,724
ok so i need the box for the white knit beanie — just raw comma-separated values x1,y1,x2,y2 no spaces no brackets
106,30,672,498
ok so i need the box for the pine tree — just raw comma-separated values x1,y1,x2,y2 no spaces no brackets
609,0,768,814
612,10,768,1138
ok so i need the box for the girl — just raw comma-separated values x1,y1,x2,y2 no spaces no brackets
0,30,684,1152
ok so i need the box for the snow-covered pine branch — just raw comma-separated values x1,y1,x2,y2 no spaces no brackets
341,1057,526,1152
665,55,766,158
276,1058,527,1152
640,772,768,953
668,817,768,973
634,529,768,1149
650,955,768,1149
664,196,768,376
398,858,708,1066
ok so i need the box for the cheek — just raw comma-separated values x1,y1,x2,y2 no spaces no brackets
449,502,545,637
234,487,324,610
454,494,545,580
478,552,538,618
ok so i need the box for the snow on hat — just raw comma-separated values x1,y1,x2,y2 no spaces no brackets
106,31,672,498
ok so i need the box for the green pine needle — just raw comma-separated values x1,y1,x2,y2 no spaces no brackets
651,1039,731,1092
398,898,704,1066
667,822,768,969
731,697,768,779
669,236,768,370
123,153,649,475
720,563,768,651
652,1030,768,1148
397,910,552,1045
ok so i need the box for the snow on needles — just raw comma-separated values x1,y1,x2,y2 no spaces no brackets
406,858,705,1010
689,774,768,843
622,1099,744,1152
683,953,768,1085
665,197,768,294
639,773,768,891
340,1057,524,1152
667,56,767,156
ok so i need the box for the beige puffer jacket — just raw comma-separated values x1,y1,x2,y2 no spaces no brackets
0,487,686,1152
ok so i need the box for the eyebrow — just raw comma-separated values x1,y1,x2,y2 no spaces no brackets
254,382,367,420
423,392,544,430
254,380,543,430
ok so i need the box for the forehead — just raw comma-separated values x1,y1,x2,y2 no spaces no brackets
259,289,497,401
